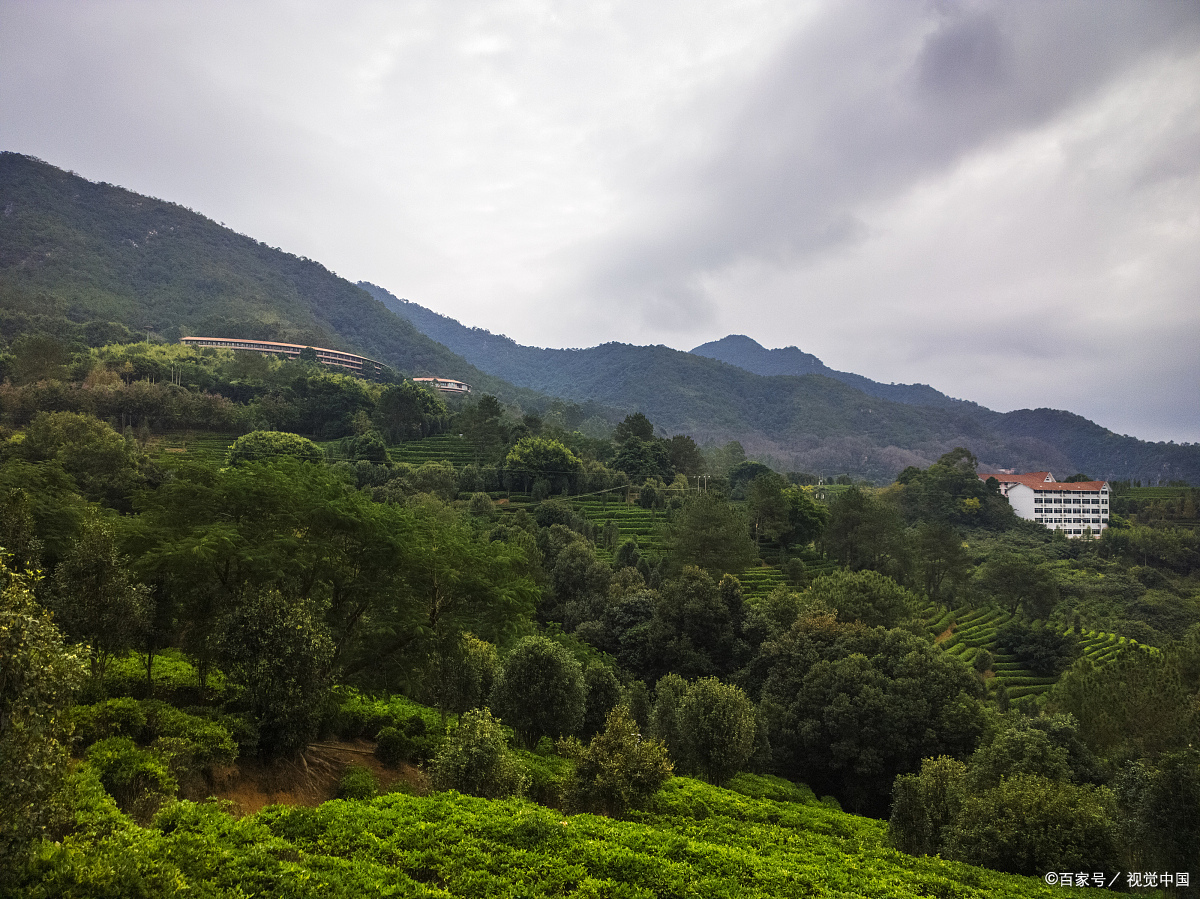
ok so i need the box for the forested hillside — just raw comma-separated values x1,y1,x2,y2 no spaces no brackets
0,153,555,409
366,283,1200,483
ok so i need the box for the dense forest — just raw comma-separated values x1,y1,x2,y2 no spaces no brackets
1,330,1198,896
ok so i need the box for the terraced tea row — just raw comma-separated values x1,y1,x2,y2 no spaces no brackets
388,434,478,466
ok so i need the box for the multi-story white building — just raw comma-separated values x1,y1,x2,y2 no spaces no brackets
978,471,1110,538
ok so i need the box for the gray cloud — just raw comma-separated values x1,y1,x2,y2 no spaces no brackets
579,0,1200,316
2,0,1198,442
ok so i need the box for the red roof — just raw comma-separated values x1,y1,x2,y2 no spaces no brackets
979,471,1108,492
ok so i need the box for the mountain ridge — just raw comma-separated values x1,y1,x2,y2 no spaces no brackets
361,283,1200,483
0,152,551,408
690,334,978,410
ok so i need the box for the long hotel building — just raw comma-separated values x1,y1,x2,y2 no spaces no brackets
180,336,382,374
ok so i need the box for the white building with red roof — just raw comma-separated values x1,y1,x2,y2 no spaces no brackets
978,471,1110,538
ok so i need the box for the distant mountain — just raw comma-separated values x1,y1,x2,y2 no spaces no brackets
363,285,1200,483
0,152,546,406
690,335,974,410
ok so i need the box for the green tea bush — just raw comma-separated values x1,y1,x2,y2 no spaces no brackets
70,697,148,746
337,765,379,800
97,649,228,704
517,747,575,808
11,773,1104,898
85,737,177,822
373,727,410,767
726,772,817,805
142,701,238,768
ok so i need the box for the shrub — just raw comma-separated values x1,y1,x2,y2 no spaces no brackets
85,737,177,822
888,756,968,856
337,765,379,800
996,621,1079,677
676,678,757,785
568,705,673,816
71,697,148,746
944,775,1119,875
227,430,323,465
430,709,529,799
374,727,411,767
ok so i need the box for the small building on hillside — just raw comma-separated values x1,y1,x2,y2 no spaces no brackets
978,470,1110,538
413,377,472,396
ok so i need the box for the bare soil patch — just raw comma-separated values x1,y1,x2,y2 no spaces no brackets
209,739,426,816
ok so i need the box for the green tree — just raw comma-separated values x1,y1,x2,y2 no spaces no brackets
227,429,323,465
666,434,704,477
676,677,757,785
13,411,149,510
0,558,86,873
760,614,983,813
430,708,528,799
581,664,623,740
8,333,69,384
746,472,791,547
943,775,1119,876
782,485,829,550
614,413,655,443
612,438,673,485
648,673,688,762
217,588,333,759
439,634,499,717
505,436,582,494
975,553,1058,619
910,521,969,606
568,705,673,816
51,511,151,683
888,756,968,857
820,488,907,577
649,566,741,680
395,500,538,716
807,569,916,629
491,636,587,748
666,494,756,578
1114,750,1200,880
1050,649,1197,763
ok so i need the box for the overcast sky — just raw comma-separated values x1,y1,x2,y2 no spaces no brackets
3,0,1198,443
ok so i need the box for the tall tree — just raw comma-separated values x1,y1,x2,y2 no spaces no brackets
51,511,151,683
666,494,756,578
0,558,86,876
491,636,586,748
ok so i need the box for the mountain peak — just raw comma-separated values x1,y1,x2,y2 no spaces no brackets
691,335,827,377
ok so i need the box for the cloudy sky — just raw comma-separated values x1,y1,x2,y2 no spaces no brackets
3,0,1198,442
